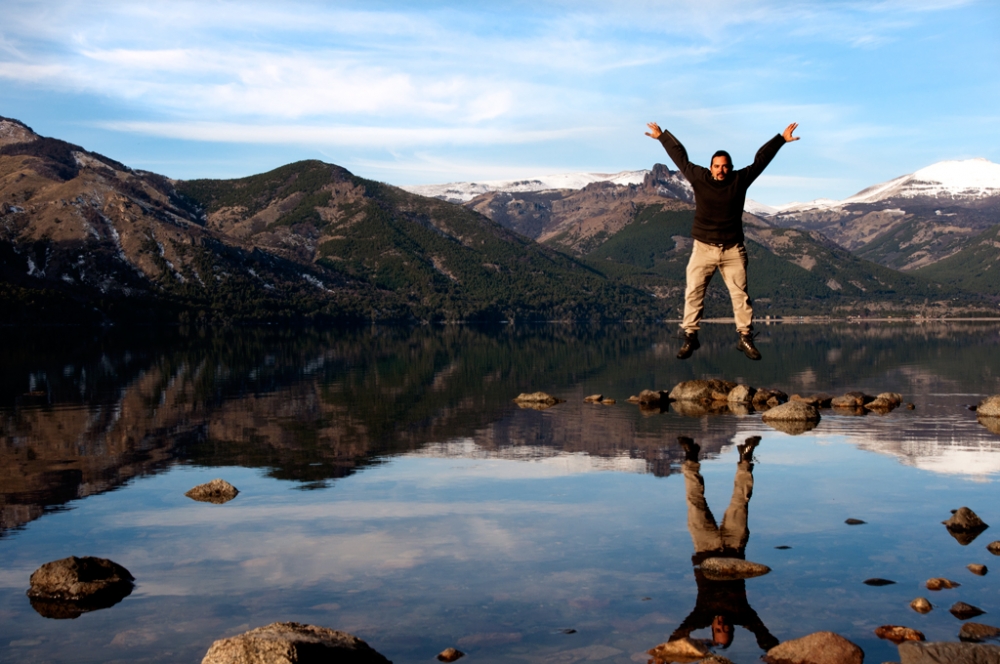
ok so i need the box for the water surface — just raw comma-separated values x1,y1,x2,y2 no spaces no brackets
2,322,1000,663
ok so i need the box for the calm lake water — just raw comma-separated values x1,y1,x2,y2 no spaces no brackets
2,321,1000,663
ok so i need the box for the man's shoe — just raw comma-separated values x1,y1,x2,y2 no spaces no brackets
678,436,701,462
737,333,762,361
677,333,700,360
738,435,760,463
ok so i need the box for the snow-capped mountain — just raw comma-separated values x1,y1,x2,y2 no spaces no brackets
770,158,1000,214
401,170,649,203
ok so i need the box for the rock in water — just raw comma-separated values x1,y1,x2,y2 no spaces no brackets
27,556,135,619
647,637,709,662
201,622,391,664
874,625,925,643
959,622,1000,643
864,578,896,586
727,384,755,404
699,557,771,580
968,564,988,576
899,641,1000,662
976,395,1000,417
637,389,670,404
437,647,464,662
761,401,821,422
951,602,986,620
845,518,867,525
668,379,737,401
989,541,1000,555
185,479,240,504
764,419,818,435
583,394,603,403
513,392,563,410
944,507,989,531
910,597,933,613
926,577,960,590
763,631,863,664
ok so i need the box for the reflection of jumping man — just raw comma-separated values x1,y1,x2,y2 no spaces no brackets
645,122,800,361
669,436,778,652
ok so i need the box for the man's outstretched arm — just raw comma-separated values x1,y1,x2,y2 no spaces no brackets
742,122,801,185
646,122,700,181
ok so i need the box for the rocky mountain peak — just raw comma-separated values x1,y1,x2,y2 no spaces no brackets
0,117,39,147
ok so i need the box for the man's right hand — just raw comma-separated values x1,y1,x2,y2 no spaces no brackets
645,122,662,139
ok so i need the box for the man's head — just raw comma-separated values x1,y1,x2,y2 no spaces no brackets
710,150,732,181
712,615,734,647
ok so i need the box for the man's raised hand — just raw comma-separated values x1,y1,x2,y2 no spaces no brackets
782,123,800,142
645,122,662,139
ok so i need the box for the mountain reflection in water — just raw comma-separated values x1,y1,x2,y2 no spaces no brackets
2,322,1000,663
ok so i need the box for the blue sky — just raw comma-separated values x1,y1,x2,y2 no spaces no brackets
2,1,998,205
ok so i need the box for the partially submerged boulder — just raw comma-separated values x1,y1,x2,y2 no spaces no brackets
700,557,770,581
977,395,1000,417
727,384,755,404
27,556,134,619
959,622,1000,643
513,392,563,410
201,622,391,664
437,647,464,662
944,507,989,545
763,631,863,664
926,577,961,590
584,394,603,403
899,641,1000,662
910,597,933,614
968,564,988,576
186,479,240,504
637,389,670,405
647,637,710,663
761,401,821,423
875,625,925,644
989,541,1000,555
669,379,737,402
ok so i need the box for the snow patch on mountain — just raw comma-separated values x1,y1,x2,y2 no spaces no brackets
401,170,650,203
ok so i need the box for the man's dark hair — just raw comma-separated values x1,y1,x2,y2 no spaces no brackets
711,150,732,165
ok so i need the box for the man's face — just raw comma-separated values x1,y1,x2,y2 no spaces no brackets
712,615,733,647
711,156,732,181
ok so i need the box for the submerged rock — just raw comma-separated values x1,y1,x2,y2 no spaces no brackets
910,597,933,614
899,641,1000,662
968,563,988,576
27,556,134,620
699,557,771,580
201,622,391,664
951,602,987,620
763,631,863,664
875,625,925,644
437,646,464,662
186,479,240,504
926,577,961,590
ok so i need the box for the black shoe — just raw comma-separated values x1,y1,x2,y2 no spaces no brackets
737,333,761,361
678,436,701,462
738,436,760,463
677,333,700,360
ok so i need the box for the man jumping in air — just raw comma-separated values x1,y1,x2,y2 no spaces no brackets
646,121,800,360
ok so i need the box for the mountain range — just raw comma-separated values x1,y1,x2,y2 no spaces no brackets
1,115,997,323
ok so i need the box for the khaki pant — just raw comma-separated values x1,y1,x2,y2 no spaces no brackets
683,460,754,554
682,240,753,335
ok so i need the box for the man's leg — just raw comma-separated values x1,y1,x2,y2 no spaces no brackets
679,241,718,359
719,445,756,553
682,459,724,554
718,243,760,360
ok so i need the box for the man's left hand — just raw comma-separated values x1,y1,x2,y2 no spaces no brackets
782,123,800,142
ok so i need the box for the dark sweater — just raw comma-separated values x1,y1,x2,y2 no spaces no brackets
657,130,785,244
